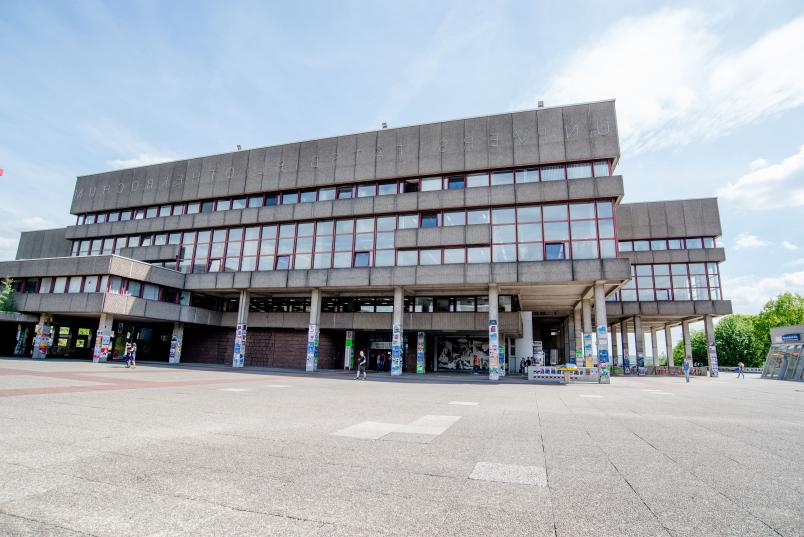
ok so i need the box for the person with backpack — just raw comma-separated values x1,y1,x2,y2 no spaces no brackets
124,341,133,368
736,361,745,379
683,357,691,383
129,342,137,368
354,350,367,380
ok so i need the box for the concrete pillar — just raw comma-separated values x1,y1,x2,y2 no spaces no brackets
620,319,629,366
634,315,645,368
92,313,114,363
611,324,619,367
14,323,27,355
704,314,719,377
593,283,608,366
650,327,659,368
232,289,249,368
391,286,404,376
488,285,500,380
581,299,592,333
573,305,582,363
306,288,321,372
32,313,52,359
664,324,674,367
169,322,183,364
681,320,692,365
514,311,533,373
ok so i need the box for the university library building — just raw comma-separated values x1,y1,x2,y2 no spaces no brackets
0,100,731,378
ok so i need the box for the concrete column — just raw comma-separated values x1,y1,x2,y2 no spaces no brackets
611,324,619,367
391,286,404,376
593,283,608,366
14,323,27,355
665,324,674,367
573,305,582,363
581,299,592,334
169,322,184,364
232,289,249,368
620,319,629,366
634,315,645,367
514,311,533,373
681,320,692,365
704,314,719,377
488,285,500,380
650,327,659,368
306,288,321,372
93,313,114,363
32,313,52,359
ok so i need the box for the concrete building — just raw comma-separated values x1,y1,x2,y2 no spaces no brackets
0,100,731,376
761,325,804,381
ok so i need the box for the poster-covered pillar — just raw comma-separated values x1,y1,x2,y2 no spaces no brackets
391,286,404,376
681,320,692,366
169,322,183,364
650,327,659,369
515,311,533,373
232,289,249,368
306,288,321,372
573,304,583,365
14,323,28,355
664,324,674,367
92,313,114,363
582,299,592,334
416,331,426,373
634,315,645,369
704,314,719,377
620,319,630,368
488,285,500,381
32,313,53,360
343,330,354,370
594,282,609,371
610,324,619,368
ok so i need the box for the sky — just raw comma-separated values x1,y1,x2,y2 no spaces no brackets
1,0,803,315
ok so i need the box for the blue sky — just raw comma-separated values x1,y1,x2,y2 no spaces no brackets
1,0,803,314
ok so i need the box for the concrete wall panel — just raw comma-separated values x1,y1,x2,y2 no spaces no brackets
418,123,442,176
588,100,620,159
375,128,397,179
355,132,377,181
440,120,464,173
537,107,565,163
279,144,300,190
261,146,283,191
562,104,592,162
297,140,318,187
488,114,514,169
512,110,539,166
334,134,357,183
315,137,338,185
396,126,420,177
464,117,489,171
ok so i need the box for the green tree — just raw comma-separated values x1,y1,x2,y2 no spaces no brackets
752,293,804,361
673,330,707,364
714,314,759,367
0,278,16,312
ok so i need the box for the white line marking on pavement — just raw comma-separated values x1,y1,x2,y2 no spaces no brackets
469,462,547,486
265,384,289,388
449,401,479,406
332,422,403,440
579,394,603,398
397,415,461,436
650,391,673,395
220,388,248,392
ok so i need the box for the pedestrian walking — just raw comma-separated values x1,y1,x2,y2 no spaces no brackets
130,342,137,368
683,358,691,383
124,341,133,368
472,353,480,375
737,361,745,379
355,350,367,380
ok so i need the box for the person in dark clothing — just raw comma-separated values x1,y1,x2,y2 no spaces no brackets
355,350,367,380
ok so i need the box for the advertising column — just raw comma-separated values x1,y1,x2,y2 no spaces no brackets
169,322,183,364
344,330,354,369
582,333,594,369
488,320,499,381
232,289,249,368
499,336,506,377
416,331,426,374
92,313,114,363
307,289,321,372
704,314,719,377
32,313,52,360
391,287,404,377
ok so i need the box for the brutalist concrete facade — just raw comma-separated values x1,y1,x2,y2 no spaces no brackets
1,100,730,374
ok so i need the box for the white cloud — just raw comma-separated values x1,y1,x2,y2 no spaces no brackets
724,271,804,313
749,158,768,171
108,153,174,170
526,10,804,154
787,258,804,267
717,144,804,209
733,233,769,249
782,241,799,251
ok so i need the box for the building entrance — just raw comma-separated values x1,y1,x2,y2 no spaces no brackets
42,317,97,359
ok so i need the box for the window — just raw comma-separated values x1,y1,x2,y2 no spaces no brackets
593,160,610,177
276,255,290,270
467,246,490,263
337,186,353,199
120,210,132,221
67,277,82,293
318,188,335,201
667,239,683,250
650,240,667,250
186,202,200,215
294,223,314,270
421,176,442,191
443,248,465,264
703,237,715,248
126,280,142,297
247,195,263,208
158,205,172,217
516,168,539,183
108,211,120,223
357,183,376,198
402,179,419,193
39,277,52,293
545,242,566,260
455,296,475,312
467,209,490,225
415,297,434,313
215,199,230,211
333,219,353,268
491,170,514,186
265,194,279,206
444,211,465,226
397,250,418,266
420,212,439,228
232,198,247,210
134,208,146,220
467,173,489,188
200,201,214,213
420,249,441,265
142,284,159,301
540,165,565,181
566,162,593,179
619,241,633,252
259,225,276,271
83,275,98,293
354,251,371,267
634,240,649,252
96,213,107,223
378,182,397,196
447,176,465,190
282,192,299,205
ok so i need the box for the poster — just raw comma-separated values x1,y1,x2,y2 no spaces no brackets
416,332,425,374
437,337,489,371
499,339,506,377
488,319,499,381
306,324,317,372
344,330,354,369
583,333,594,368
596,325,608,365
533,341,544,367
391,324,402,376
708,342,719,377
232,323,246,368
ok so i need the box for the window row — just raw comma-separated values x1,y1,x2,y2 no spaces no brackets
75,160,613,225
618,237,719,252
608,263,722,302
27,275,182,303
70,200,618,271
245,295,518,313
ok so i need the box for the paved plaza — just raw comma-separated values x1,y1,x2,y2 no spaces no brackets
0,359,801,537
